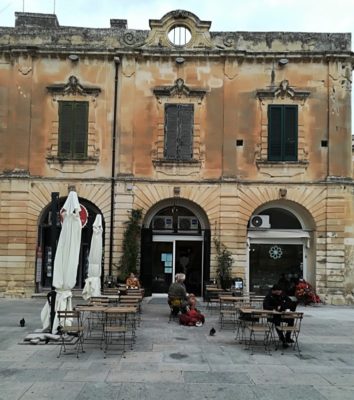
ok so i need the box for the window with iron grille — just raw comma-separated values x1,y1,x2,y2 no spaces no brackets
58,101,88,159
268,105,298,161
164,103,194,161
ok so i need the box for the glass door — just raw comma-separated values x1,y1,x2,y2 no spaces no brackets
151,242,174,293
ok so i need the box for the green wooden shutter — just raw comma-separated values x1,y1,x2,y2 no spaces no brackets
268,105,283,161
58,101,88,159
58,102,74,157
178,104,193,160
268,105,298,161
283,105,298,161
73,102,88,158
164,104,178,159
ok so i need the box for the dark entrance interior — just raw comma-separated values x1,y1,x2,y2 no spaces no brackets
37,198,103,291
175,241,202,296
250,243,303,295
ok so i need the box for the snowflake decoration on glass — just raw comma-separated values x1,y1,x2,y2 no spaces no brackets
269,245,283,259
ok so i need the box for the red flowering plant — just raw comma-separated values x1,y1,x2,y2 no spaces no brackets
295,279,321,305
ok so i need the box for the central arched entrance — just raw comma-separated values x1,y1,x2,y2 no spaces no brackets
140,198,210,296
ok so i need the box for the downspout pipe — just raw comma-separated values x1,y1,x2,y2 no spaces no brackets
109,56,120,276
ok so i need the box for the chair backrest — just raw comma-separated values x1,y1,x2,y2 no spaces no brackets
57,310,81,328
169,297,183,307
281,311,304,329
90,296,109,305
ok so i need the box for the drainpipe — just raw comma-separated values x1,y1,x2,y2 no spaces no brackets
109,56,120,276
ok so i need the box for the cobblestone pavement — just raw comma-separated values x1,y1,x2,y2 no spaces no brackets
0,298,354,400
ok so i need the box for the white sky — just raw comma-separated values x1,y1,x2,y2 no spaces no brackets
0,0,354,37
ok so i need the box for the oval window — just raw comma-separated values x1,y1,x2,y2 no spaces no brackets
168,26,191,46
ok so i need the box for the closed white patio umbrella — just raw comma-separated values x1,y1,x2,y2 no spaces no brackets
82,214,103,300
41,191,82,333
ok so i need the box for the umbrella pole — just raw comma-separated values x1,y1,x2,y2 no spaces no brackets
47,288,57,332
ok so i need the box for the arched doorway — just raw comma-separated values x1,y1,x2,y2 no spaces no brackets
247,204,314,295
140,198,210,296
36,196,104,292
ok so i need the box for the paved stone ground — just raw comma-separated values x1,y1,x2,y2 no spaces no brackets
0,298,354,400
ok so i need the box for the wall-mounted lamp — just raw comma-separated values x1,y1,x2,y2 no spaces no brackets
278,58,289,66
68,54,79,62
175,57,185,65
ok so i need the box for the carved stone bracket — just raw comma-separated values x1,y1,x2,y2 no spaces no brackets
153,78,207,102
256,80,310,101
47,75,101,96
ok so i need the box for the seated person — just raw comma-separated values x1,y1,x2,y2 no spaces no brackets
263,284,297,348
179,295,205,326
168,273,188,315
126,272,141,288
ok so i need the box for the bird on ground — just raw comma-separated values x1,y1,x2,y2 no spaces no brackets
19,318,25,327
209,327,216,336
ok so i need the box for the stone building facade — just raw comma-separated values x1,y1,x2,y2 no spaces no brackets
0,10,354,303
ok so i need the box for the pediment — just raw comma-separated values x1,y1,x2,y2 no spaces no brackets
256,80,310,101
47,75,101,96
153,78,207,101
144,9,212,49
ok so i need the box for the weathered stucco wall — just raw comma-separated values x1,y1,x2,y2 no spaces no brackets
0,10,353,303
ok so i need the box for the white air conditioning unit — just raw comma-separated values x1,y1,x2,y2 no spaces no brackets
250,215,271,229
153,216,173,230
178,216,199,231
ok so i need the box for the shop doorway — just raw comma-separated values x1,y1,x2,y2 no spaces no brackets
248,205,312,295
151,238,203,295
140,199,211,296
249,243,303,295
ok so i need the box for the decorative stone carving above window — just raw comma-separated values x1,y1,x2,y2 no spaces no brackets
256,80,310,102
144,9,212,49
47,75,101,97
153,78,207,103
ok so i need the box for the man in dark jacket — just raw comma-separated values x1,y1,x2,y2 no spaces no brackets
263,284,297,348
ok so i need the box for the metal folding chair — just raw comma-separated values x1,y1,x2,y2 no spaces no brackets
277,311,304,356
244,310,274,355
56,310,85,359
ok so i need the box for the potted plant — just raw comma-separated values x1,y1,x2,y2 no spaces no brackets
214,238,233,289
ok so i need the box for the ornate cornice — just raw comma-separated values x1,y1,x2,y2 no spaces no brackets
256,80,310,101
153,78,207,101
47,75,101,96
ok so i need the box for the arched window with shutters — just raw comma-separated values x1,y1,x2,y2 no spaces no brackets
164,103,194,161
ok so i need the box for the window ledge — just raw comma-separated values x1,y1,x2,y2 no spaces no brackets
153,159,200,166
256,160,308,178
46,156,99,173
152,159,201,177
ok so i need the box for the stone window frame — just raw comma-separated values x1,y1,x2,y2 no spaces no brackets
255,80,310,171
46,76,101,170
152,78,207,169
